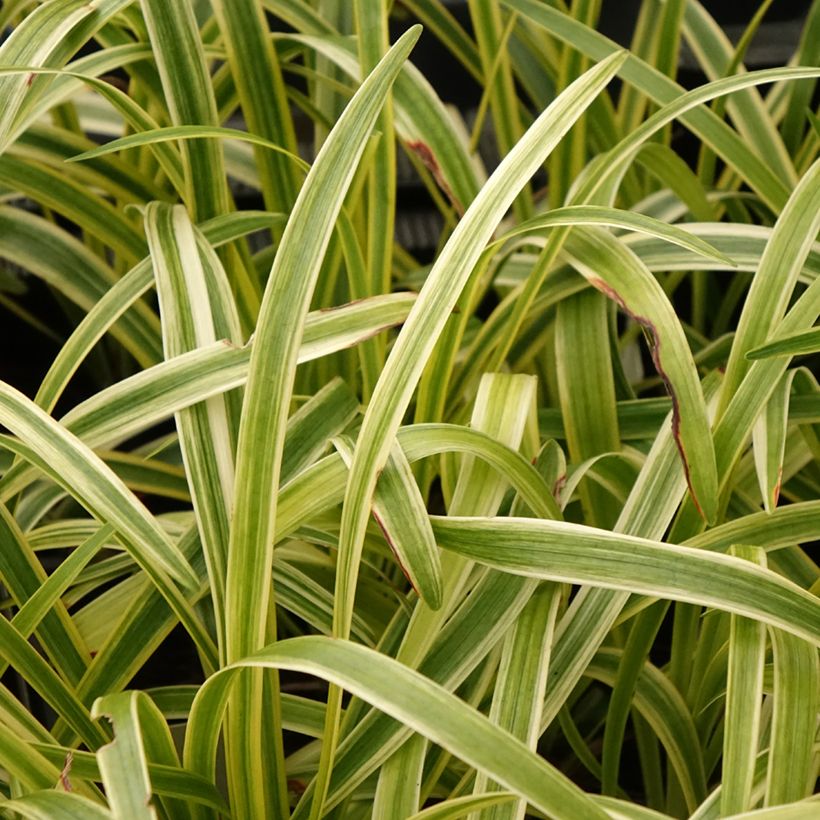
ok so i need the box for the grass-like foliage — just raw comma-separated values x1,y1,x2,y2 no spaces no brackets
0,0,818,817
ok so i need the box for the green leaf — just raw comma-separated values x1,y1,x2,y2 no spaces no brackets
140,0,228,222
719,157,820,413
145,201,242,659
563,227,719,522
0,382,197,591
67,124,309,174
765,627,819,804
91,692,158,820
681,0,796,187
212,0,300,212
0,792,112,820
335,436,443,610
0,0,133,152
474,583,560,820
0,615,106,750
746,327,820,360
721,546,767,815
503,0,819,212
335,50,626,653
406,792,517,820
752,372,796,512
187,636,611,820
555,289,621,527
492,205,735,266
223,25,421,818
431,516,820,646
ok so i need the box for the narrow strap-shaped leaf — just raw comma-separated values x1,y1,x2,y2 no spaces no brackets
765,626,819,804
362,373,541,820
0,438,216,678
372,733,427,819
62,530,205,715
15,124,167,202
475,583,560,820
555,289,621,528
34,744,228,813
282,378,358,484
752,372,796,512
335,436,442,610
224,27,421,819
187,635,610,820
0,792,112,820
431,517,820,646
91,692,159,820
6,527,109,667
0,60,184,190
454,207,735,391
635,142,716,221
0,293,414,501
721,546,767,815
0,502,90,685
285,439,551,815
278,32,482,211
145,201,241,659
0,206,160,367
587,648,706,813
563,227,718,521
140,0,227,222
128,693,190,820
719,157,820,414
600,602,668,799
706,280,820,533
682,0,797,187
212,0,299,212
0,0,133,152
469,0,530,221
274,559,376,647
407,792,517,820
0,294,416,509
492,205,734,264
0,711,67,792
691,746,820,819
32,741,228,812
692,0,777,190
746,328,820,360
728,800,820,819
67,124,308,173
284,576,540,816
503,0,791,212
355,0,397,394
620,224,820,284
0,382,197,590
139,0,260,331
29,212,278,419
335,50,626,647
0,615,107,750
781,0,820,155
548,0,600,208
686,500,820,553
226,19,420,655
0,155,147,263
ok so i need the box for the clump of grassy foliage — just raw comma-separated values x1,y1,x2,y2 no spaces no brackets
0,0,818,818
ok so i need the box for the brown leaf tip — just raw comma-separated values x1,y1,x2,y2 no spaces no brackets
406,139,465,217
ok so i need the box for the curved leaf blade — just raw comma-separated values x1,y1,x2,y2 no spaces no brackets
187,636,611,820
431,516,820,646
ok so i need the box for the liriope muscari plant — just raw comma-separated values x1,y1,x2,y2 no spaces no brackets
0,0,818,818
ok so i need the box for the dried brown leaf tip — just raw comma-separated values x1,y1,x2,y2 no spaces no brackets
406,139,464,217
58,752,73,792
